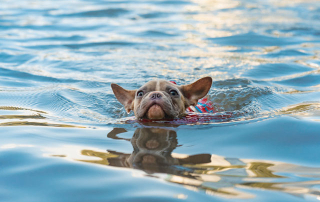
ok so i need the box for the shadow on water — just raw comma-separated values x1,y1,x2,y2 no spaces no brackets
48,125,320,200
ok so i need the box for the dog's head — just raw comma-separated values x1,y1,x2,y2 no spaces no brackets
111,77,212,119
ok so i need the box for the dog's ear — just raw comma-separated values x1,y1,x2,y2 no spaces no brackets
111,83,136,113
180,77,212,106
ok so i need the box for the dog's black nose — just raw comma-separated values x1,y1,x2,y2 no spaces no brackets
150,92,162,100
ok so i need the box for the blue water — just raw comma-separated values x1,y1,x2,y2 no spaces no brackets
1,0,320,201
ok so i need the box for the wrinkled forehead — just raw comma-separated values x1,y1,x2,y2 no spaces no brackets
138,80,178,92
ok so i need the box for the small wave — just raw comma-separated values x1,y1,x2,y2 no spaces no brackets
0,53,34,65
213,78,252,88
243,63,314,80
264,49,311,58
25,41,140,50
275,72,320,87
32,35,86,42
0,105,83,128
207,32,303,47
277,102,320,117
154,0,192,5
0,67,73,83
139,12,172,19
210,79,275,112
139,30,178,37
0,121,83,128
56,8,130,18
64,41,139,49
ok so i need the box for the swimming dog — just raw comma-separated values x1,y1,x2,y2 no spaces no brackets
111,77,212,120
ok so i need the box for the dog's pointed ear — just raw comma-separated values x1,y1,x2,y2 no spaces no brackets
111,83,136,113
180,77,212,106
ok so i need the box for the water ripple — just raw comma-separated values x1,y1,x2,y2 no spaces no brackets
57,8,130,18
208,32,304,47
1,0,320,201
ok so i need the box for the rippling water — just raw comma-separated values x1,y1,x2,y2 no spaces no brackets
1,0,320,201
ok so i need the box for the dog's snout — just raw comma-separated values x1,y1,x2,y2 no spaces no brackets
150,92,162,100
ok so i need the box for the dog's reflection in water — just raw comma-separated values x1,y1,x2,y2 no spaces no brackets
64,127,319,199
107,127,211,174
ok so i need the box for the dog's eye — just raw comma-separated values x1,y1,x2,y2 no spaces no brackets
137,91,144,97
169,90,178,96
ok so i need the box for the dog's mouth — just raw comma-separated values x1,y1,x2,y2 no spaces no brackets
137,98,179,120
145,103,166,120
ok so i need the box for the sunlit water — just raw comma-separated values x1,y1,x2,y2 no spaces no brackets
1,0,320,201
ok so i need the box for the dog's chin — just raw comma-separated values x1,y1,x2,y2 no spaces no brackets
146,104,165,120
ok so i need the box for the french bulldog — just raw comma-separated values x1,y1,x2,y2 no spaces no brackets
111,77,212,119
106,127,211,174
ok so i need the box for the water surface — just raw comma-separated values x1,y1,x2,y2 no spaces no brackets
1,0,320,201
